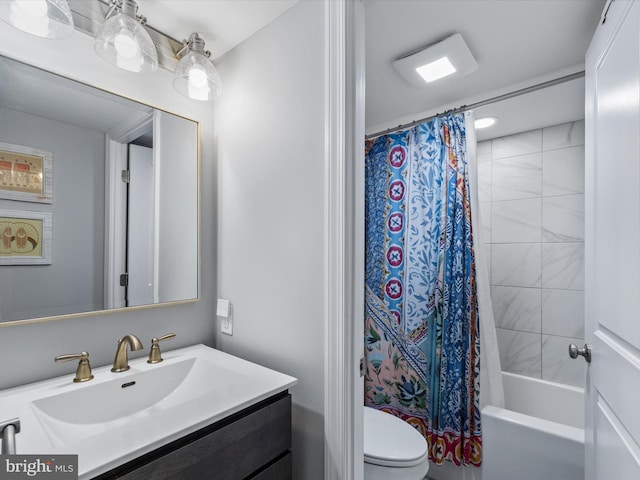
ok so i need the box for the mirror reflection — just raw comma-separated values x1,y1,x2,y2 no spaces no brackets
0,54,198,323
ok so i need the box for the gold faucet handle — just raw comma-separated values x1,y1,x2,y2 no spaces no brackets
55,351,94,383
147,333,176,364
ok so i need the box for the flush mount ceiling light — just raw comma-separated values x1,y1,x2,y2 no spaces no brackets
173,32,222,102
475,117,497,129
415,56,457,83
0,0,74,38
393,33,478,87
94,0,158,73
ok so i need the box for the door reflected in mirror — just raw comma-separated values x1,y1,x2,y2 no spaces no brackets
0,54,199,323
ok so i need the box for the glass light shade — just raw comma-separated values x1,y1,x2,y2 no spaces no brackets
94,10,158,73
173,50,222,102
0,0,74,39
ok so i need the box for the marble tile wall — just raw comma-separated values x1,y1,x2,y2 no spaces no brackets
477,120,586,388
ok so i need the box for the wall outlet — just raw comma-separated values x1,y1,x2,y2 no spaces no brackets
221,316,233,336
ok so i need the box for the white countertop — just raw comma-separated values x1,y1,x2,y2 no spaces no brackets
0,344,298,479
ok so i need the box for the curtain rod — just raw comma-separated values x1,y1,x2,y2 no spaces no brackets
365,71,586,140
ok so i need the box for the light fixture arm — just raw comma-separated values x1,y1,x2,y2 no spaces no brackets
176,33,211,60
94,0,158,73
105,0,147,25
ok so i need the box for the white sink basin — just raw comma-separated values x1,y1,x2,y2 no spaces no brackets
33,357,198,425
0,344,297,479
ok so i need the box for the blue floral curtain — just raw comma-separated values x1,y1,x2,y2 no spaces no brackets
364,113,482,466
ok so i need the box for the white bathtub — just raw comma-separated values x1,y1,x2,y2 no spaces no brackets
481,372,585,480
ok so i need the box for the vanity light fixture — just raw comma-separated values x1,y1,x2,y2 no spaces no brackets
94,0,158,73
173,32,222,102
0,0,223,100
393,33,478,87
0,0,74,39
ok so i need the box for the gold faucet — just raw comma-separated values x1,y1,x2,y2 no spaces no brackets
55,351,94,382
111,334,143,372
147,333,176,364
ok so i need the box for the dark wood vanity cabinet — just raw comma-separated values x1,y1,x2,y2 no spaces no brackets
94,392,292,480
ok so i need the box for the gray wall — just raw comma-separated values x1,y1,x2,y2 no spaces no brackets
0,108,105,321
477,120,586,387
213,2,325,479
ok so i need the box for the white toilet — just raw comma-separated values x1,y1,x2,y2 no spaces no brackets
364,406,430,480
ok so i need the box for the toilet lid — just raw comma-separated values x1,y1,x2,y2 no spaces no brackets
363,407,429,467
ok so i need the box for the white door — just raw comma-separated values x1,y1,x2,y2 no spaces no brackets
127,144,155,307
585,1,640,479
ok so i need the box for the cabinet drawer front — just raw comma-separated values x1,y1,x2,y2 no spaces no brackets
250,452,292,480
109,394,291,480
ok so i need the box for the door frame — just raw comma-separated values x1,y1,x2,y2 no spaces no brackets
324,0,365,478
104,109,154,309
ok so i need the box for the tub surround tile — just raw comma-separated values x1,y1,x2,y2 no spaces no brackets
492,286,541,333
542,334,587,387
479,202,491,246
492,199,542,243
486,122,585,390
542,243,584,290
542,120,585,151
542,289,585,338
482,244,492,285
492,130,542,159
477,140,492,163
492,243,541,288
496,328,542,378
491,153,542,201
542,145,585,196
542,194,585,242
478,161,492,202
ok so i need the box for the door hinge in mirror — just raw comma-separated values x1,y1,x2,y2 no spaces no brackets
121,169,130,183
119,273,129,287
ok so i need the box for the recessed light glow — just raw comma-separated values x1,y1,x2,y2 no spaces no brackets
415,56,457,83
474,117,497,129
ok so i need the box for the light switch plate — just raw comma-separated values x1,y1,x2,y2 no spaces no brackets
216,299,230,318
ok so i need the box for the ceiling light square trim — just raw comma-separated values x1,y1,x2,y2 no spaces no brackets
393,33,478,87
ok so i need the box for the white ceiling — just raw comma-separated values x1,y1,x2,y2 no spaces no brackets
139,0,604,138
0,0,605,140
473,76,585,141
364,0,605,135
0,56,149,132
137,0,299,59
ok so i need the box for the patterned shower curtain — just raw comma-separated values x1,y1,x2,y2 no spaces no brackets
364,113,482,466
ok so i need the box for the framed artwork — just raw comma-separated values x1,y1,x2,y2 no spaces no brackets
0,209,52,265
0,142,53,203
